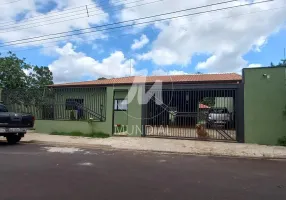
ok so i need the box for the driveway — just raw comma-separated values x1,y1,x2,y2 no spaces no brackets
0,142,285,200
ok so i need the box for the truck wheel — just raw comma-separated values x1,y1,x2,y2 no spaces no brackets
6,135,21,144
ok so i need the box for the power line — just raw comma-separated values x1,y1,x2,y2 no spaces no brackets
0,0,144,29
0,0,273,48
0,0,163,33
0,0,241,45
0,0,130,26
0,0,273,47
2,2,283,54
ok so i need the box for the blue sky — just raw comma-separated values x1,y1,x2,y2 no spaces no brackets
0,0,286,83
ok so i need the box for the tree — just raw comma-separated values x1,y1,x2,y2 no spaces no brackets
0,51,30,89
0,51,53,90
200,97,215,107
27,66,53,89
271,59,286,67
97,77,107,80
0,52,54,106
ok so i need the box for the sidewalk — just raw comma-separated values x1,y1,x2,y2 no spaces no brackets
9,133,286,159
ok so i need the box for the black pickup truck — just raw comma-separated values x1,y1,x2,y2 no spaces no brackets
0,104,35,144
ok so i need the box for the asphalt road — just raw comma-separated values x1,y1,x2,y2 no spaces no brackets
0,141,286,200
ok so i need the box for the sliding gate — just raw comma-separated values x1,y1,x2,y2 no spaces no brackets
142,85,243,142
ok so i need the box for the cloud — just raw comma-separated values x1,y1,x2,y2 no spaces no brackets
48,43,147,83
248,63,263,68
116,0,286,72
0,0,108,48
152,69,188,76
131,34,149,50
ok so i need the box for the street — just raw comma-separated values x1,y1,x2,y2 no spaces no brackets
0,142,285,200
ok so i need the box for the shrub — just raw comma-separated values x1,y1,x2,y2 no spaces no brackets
277,136,286,146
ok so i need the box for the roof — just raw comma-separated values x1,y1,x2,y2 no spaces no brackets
50,73,242,87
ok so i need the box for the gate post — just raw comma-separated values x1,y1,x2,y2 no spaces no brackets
236,82,245,143
141,84,147,137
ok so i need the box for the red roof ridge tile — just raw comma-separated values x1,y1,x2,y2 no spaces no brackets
50,73,242,87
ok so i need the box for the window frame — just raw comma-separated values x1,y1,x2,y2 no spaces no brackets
114,99,128,111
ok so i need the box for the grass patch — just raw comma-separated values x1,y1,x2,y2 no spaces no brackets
50,131,110,138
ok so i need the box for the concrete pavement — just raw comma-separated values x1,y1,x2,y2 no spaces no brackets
10,132,286,158
0,142,286,200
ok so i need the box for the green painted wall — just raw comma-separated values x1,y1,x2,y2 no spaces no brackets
34,85,143,137
54,87,106,120
244,67,286,145
34,120,110,134
127,85,143,136
111,86,143,136
34,87,114,135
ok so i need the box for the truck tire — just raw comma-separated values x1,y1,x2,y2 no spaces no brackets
6,135,21,144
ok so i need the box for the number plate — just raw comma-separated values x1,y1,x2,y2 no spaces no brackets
8,128,26,133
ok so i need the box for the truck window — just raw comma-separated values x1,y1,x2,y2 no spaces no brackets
0,105,8,112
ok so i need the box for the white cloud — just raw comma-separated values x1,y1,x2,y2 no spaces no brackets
152,69,188,76
116,0,286,72
0,0,108,48
138,48,179,65
131,34,149,50
169,70,189,75
248,63,263,68
48,43,147,83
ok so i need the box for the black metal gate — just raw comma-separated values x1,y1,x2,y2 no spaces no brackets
142,85,243,142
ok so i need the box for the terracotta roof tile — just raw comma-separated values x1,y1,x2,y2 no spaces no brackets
50,73,242,87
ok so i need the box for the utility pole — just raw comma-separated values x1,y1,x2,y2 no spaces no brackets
86,5,89,17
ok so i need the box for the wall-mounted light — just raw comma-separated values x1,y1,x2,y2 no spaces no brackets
262,74,271,79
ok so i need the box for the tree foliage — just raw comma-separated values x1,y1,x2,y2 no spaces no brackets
0,52,53,90
97,77,107,80
0,52,54,106
271,59,286,67
200,97,215,107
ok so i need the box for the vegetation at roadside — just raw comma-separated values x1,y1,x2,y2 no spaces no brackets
50,131,110,138
277,136,286,146
0,51,53,90
0,52,54,106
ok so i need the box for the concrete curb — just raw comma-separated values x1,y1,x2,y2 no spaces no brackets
23,140,286,160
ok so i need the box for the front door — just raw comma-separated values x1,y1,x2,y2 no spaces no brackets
113,90,128,135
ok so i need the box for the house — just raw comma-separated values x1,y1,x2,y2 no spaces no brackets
2,67,286,145
29,73,242,141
